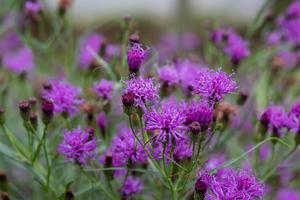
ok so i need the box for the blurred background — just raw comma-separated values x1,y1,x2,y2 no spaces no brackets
44,0,266,26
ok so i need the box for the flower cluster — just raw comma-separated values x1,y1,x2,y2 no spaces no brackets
58,127,97,165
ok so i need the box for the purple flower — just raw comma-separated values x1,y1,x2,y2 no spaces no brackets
276,188,300,200
192,68,237,103
157,64,179,86
0,31,21,57
3,46,35,74
145,99,186,143
92,79,114,100
96,112,107,131
175,60,206,95
122,176,143,197
266,31,282,46
184,100,213,130
58,127,97,165
212,29,250,64
259,105,292,136
105,44,121,61
204,154,226,171
152,135,192,161
195,170,213,194
205,168,264,200
127,43,147,73
42,80,84,116
79,33,104,69
287,1,300,18
25,1,41,14
110,125,147,167
123,77,159,108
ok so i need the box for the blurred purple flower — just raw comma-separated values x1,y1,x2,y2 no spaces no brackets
25,1,41,14
3,46,35,74
122,176,143,197
92,79,114,100
266,31,282,46
43,80,84,116
275,50,298,69
192,68,237,103
105,44,121,61
195,170,213,194
79,33,104,69
58,127,97,165
0,31,21,56
157,64,180,86
204,154,226,171
96,112,107,131
276,188,300,200
110,125,147,167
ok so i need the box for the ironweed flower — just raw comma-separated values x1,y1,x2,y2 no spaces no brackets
121,176,143,197
123,77,159,109
192,68,237,103
127,42,147,74
42,80,84,116
58,127,97,165
145,99,186,143
157,64,180,86
205,168,264,200
92,79,114,100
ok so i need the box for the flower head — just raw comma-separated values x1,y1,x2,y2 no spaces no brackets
79,33,104,69
184,100,213,131
127,43,147,73
192,68,237,103
276,188,300,200
205,168,264,200
158,64,180,86
58,127,97,165
42,80,84,116
145,99,186,143
121,176,143,197
3,46,35,74
123,77,159,109
92,79,114,100
110,125,147,167
195,170,213,194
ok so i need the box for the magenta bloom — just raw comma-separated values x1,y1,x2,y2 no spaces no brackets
123,77,159,108
43,80,84,116
158,64,180,86
92,79,114,100
205,168,264,200
127,43,147,73
145,99,186,143
25,1,41,14
192,68,237,103
3,46,35,74
110,125,147,167
266,31,282,46
58,127,97,165
259,105,292,136
184,100,213,130
212,29,250,64
122,176,143,197
195,170,213,194
79,33,104,69
276,188,300,200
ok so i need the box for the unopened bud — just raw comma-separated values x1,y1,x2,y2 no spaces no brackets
0,107,5,125
19,100,31,121
189,121,201,135
41,99,54,125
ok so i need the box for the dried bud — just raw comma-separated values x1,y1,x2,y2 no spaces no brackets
0,107,5,125
0,192,10,200
214,102,238,125
236,91,248,105
189,121,201,135
64,189,74,200
19,100,31,121
41,99,54,125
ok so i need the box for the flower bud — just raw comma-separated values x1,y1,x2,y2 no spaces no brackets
0,171,8,192
19,100,31,121
127,42,146,75
29,97,37,111
30,113,38,131
189,121,201,135
103,152,113,180
41,99,54,125
0,192,10,200
0,107,5,125
64,189,74,200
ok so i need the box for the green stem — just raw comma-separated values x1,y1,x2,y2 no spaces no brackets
262,144,298,181
32,125,48,163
